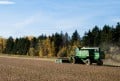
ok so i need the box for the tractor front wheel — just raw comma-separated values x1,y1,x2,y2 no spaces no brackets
70,57,76,64
85,59,91,65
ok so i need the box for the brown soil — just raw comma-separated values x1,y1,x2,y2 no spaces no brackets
0,57,120,81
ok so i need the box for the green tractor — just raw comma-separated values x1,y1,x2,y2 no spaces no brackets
69,47,105,65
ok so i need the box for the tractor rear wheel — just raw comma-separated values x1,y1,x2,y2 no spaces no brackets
85,59,91,65
97,59,103,65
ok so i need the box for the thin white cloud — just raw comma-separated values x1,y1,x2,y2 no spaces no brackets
13,13,52,29
0,0,15,5
14,16,36,29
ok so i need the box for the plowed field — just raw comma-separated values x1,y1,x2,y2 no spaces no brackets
0,57,120,81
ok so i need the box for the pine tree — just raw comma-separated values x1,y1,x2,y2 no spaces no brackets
71,30,81,47
101,25,112,43
4,37,14,54
91,26,101,46
12,38,19,54
30,37,37,48
54,33,63,56
113,22,120,46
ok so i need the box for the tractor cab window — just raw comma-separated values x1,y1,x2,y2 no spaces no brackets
75,47,79,53
95,49,98,52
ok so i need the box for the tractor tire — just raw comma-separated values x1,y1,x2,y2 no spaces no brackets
97,59,103,65
70,57,76,64
85,59,91,65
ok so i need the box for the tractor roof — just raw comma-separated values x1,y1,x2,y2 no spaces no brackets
81,47,100,50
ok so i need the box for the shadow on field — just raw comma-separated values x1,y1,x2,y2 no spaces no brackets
103,64,120,67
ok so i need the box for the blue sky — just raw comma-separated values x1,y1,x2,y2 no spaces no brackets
0,0,120,38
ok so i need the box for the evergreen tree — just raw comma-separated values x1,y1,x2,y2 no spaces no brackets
15,38,30,55
38,34,47,40
82,30,94,46
4,37,14,54
64,32,70,47
54,33,63,56
12,38,19,54
101,25,112,43
91,26,101,46
30,37,38,48
71,30,81,46
113,22,120,46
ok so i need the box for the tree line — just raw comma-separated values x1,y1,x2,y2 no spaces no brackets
82,22,120,52
2,22,120,57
